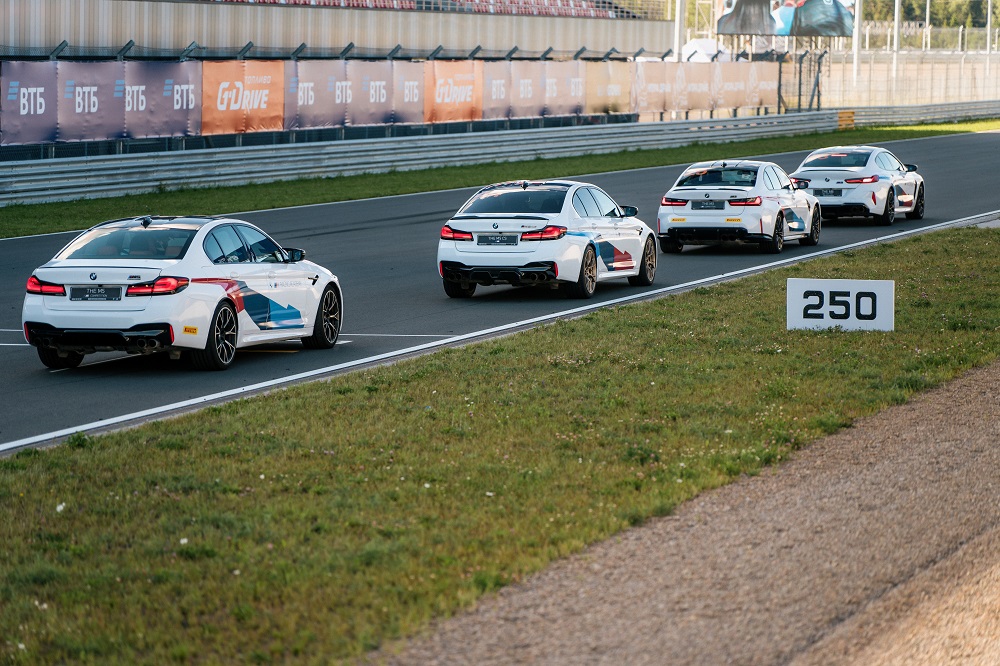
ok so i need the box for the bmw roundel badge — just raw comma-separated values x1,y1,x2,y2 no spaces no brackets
90,273,97,281
492,222,499,229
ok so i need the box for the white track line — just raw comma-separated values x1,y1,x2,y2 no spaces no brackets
2,209,997,454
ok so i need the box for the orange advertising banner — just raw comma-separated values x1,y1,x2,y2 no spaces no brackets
583,61,632,114
424,61,482,123
718,62,767,110
750,62,779,108
632,60,669,114
201,61,284,135
676,63,713,113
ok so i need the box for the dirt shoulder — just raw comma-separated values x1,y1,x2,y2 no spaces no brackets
372,359,1000,665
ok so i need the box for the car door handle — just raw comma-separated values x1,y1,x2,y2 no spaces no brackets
229,272,240,279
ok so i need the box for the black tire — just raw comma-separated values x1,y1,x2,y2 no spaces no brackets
762,213,784,254
659,238,683,254
906,186,925,220
443,279,476,298
302,284,341,350
37,347,84,369
628,236,657,286
565,245,598,299
800,206,821,246
190,301,238,371
877,190,895,226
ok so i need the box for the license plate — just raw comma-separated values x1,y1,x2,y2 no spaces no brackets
70,286,122,301
477,234,518,246
692,200,725,210
813,189,842,197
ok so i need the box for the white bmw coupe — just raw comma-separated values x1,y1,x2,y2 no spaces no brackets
437,180,657,298
789,145,925,225
22,215,343,370
657,160,821,254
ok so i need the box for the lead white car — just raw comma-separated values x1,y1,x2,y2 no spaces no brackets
657,160,821,254
437,180,657,298
22,215,343,370
789,145,925,225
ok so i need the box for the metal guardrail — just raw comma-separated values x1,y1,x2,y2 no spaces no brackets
0,112,837,206
848,101,1000,126
2,101,998,207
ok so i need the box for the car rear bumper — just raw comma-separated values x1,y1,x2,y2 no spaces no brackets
659,228,770,245
24,322,174,354
820,203,875,218
440,261,558,286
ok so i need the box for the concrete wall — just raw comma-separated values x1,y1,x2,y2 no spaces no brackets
2,0,675,55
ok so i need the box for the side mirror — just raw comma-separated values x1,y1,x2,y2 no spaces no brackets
621,205,639,217
905,164,918,172
284,248,306,262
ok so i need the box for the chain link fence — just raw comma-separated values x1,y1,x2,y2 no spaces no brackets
777,49,1000,111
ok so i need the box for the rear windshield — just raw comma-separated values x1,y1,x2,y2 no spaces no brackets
802,151,871,168
675,167,757,187
460,188,567,215
57,226,198,260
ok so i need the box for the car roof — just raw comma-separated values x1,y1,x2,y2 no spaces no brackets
685,160,773,170
92,215,223,231
807,145,880,154
477,180,581,192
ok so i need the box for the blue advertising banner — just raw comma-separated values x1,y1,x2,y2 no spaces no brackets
125,61,201,138
1,61,59,145
57,61,127,141
509,61,546,119
285,60,348,130
347,61,394,126
481,62,510,120
543,61,585,116
391,61,424,124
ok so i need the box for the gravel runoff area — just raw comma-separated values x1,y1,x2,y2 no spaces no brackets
370,356,1000,665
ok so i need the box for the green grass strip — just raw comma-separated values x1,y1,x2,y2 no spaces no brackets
2,226,999,663
3,118,999,239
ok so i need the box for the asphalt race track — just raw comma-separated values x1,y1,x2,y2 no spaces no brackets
1,131,997,449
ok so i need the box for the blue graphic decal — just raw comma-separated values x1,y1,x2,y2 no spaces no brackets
784,208,807,232
241,284,306,330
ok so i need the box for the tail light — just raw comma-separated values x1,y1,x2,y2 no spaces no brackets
520,225,567,241
790,177,809,186
660,196,687,207
440,225,474,241
728,196,762,206
845,174,879,184
126,276,190,297
26,275,66,296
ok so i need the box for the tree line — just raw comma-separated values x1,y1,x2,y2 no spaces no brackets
862,0,998,27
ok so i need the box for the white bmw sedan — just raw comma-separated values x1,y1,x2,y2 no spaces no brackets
22,215,343,370
437,180,657,298
656,160,821,254
789,145,925,225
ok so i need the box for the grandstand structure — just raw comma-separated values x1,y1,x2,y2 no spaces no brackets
0,0,676,56
211,0,653,21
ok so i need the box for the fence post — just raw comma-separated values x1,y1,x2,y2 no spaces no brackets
797,50,810,112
